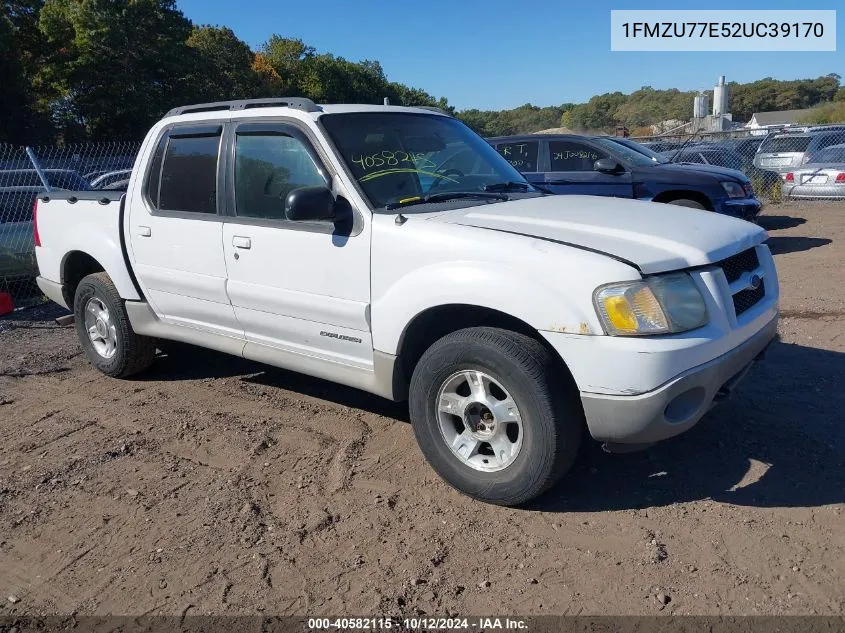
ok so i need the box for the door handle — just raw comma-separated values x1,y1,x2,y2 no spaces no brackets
232,236,251,249
138,226,151,237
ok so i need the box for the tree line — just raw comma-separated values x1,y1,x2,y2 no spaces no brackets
2,0,844,144
1,0,449,143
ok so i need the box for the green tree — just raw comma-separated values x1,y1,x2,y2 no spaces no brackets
1,0,53,141
37,0,195,140
186,25,261,102
0,13,27,142
258,35,314,94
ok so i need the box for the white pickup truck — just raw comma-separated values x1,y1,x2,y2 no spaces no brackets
34,98,779,506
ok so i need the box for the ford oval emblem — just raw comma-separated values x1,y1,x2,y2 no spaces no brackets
749,274,762,290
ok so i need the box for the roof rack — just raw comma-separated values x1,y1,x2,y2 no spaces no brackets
413,105,453,117
165,97,321,117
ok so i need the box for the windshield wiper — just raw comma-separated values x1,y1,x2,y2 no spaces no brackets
482,181,531,192
385,191,508,210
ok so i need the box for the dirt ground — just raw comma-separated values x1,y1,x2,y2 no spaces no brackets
1,201,843,618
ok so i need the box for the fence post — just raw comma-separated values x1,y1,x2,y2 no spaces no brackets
25,146,52,192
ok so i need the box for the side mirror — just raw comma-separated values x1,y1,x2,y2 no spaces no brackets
285,186,335,222
594,158,623,174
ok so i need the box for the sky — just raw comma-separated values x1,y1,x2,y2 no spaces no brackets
176,0,844,111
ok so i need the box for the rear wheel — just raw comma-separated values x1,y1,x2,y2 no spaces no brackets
73,272,156,378
409,327,583,506
667,198,707,210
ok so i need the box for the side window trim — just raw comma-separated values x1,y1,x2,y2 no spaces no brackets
142,122,225,220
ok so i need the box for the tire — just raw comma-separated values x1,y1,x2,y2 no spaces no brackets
667,198,707,210
408,327,583,506
73,272,156,378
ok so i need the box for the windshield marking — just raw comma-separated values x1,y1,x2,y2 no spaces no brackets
351,151,436,171
358,168,458,183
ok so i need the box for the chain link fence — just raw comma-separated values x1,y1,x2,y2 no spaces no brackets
0,141,140,308
630,123,845,204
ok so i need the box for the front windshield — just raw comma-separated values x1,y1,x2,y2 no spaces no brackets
593,138,664,166
610,138,670,163
320,112,533,209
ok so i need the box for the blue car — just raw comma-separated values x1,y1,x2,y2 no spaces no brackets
487,134,762,222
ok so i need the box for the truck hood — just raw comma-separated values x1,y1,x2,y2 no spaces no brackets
431,195,767,274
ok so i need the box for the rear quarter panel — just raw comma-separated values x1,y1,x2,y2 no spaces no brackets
34,195,141,301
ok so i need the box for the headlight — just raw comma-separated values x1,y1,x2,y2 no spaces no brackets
594,273,708,336
721,181,746,198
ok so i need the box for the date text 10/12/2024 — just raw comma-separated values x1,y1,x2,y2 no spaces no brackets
307,617,529,630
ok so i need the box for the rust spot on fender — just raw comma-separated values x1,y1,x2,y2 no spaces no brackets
579,322,590,334
549,324,568,333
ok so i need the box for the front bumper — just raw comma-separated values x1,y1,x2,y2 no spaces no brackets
579,315,777,446
718,197,762,221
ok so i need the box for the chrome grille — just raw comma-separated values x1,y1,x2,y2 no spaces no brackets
720,248,760,284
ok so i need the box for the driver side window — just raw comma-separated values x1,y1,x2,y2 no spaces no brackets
549,141,608,171
234,132,327,220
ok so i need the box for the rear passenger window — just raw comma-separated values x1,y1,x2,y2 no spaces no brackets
150,131,221,214
549,141,607,171
495,141,539,172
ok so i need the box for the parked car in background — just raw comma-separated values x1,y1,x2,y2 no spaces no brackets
0,169,90,283
658,145,782,192
753,130,844,175
719,137,764,167
89,169,133,191
640,140,685,154
658,146,745,171
488,134,761,221
783,143,845,200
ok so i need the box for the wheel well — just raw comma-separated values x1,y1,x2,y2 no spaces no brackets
395,304,578,400
61,251,105,306
652,190,713,210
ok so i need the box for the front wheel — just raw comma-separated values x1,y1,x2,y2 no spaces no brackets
73,272,156,378
409,327,583,506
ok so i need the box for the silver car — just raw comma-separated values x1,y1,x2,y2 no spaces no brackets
753,130,844,175
783,144,845,200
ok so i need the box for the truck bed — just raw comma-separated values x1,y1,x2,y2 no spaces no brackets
34,189,142,306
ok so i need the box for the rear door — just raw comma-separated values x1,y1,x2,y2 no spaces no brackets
126,122,243,338
219,120,372,369
543,139,633,197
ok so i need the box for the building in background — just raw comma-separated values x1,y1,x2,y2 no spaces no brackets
745,108,819,135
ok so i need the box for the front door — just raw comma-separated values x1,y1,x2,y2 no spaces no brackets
542,139,633,198
220,121,373,370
